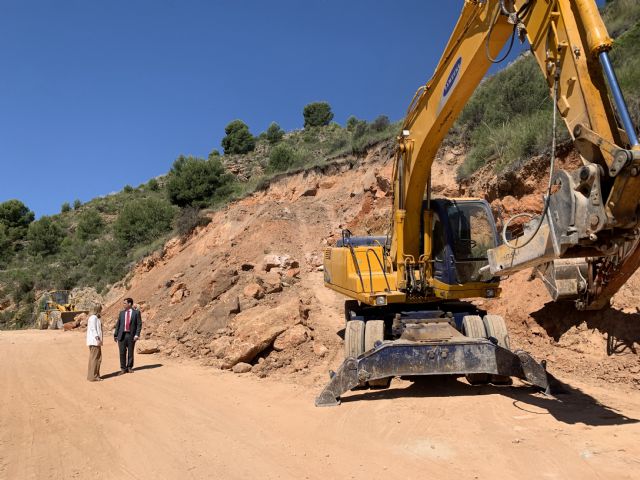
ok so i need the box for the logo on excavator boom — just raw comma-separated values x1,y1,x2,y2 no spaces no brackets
443,57,462,97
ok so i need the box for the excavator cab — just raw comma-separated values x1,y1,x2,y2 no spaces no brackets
430,199,498,286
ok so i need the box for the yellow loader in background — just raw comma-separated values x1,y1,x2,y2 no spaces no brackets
35,290,88,329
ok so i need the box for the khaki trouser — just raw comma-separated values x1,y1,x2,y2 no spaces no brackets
87,346,102,381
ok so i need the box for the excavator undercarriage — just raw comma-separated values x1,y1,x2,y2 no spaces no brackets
316,303,549,406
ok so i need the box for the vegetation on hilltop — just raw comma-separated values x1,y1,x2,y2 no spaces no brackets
455,0,639,180
0,102,400,329
1,0,635,329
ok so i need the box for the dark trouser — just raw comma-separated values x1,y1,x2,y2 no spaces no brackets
87,345,102,381
118,332,135,371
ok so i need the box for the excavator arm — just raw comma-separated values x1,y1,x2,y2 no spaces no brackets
316,0,638,407
392,0,639,310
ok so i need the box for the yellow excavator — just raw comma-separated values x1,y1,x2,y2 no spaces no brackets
316,0,639,406
35,290,87,329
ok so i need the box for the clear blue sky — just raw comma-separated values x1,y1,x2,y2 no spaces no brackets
0,1,601,217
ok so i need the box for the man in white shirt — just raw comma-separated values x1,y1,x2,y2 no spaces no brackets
86,304,103,382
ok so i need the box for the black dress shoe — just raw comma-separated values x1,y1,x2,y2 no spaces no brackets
118,370,126,376
128,368,134,373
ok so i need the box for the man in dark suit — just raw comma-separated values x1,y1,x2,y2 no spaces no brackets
114,297,142,374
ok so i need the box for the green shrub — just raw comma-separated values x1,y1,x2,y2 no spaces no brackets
303,102,334,128
349,120,398,155
166,155,235,207
302,128,317,143
352,121,368,140
221,120,256,154
268,144,297,171
27,216,63,256
453,53,557,177
265,122,285,144
328,136,348,153
0,224,11,266
77,209,105,240
603,0,640,37
91,239,128,286
609,22,640,130
175,206,212,238
147,178,160,191
371,115,390,132
61,202,71,213
73,199,82,210
10,271,34,305
208,149,221,160
0,199,34,244
113,197,175,248
457,110,570,179
346,116,359,132
123,185,134,193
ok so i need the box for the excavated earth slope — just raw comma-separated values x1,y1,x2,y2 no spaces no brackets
100,142,640,389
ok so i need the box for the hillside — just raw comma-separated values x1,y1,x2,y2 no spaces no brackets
71,141,633,390
1,0,638,333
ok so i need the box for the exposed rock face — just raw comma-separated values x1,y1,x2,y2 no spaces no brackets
273,324,309,351
221,299,303,368
92,140,640,389
198,268,238,306
208,336,232,358
261,254,299,272
196,297,241,334
312,342,329,358
243,283,264,300
71,287,103,311
257,272,282,294
170,283,189,304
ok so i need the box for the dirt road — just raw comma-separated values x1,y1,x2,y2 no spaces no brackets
1,330,639,480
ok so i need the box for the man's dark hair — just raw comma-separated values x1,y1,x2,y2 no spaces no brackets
125,297,134,306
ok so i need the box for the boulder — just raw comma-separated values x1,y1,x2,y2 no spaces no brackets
170,283,189,304
376,174,392,194
75,313,89,328
137,340,160,354
170,282,186,296
273,324,310,351
208,336,232,358
222,299,302,368
305,252,323,269
196,297,240,334
361,169,378,193
285,268,300,279
232,362,252,374
257,272,282,294
261,254,298,272
319,180,335,189
243,283,265,300
262,254,285,272
198,268,238,306
312,342,329,357
62,321,78,331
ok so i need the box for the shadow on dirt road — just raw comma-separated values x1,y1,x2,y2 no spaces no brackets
340,374,638,426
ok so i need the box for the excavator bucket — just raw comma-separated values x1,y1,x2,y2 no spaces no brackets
61,311,88,324
315,339,548,407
